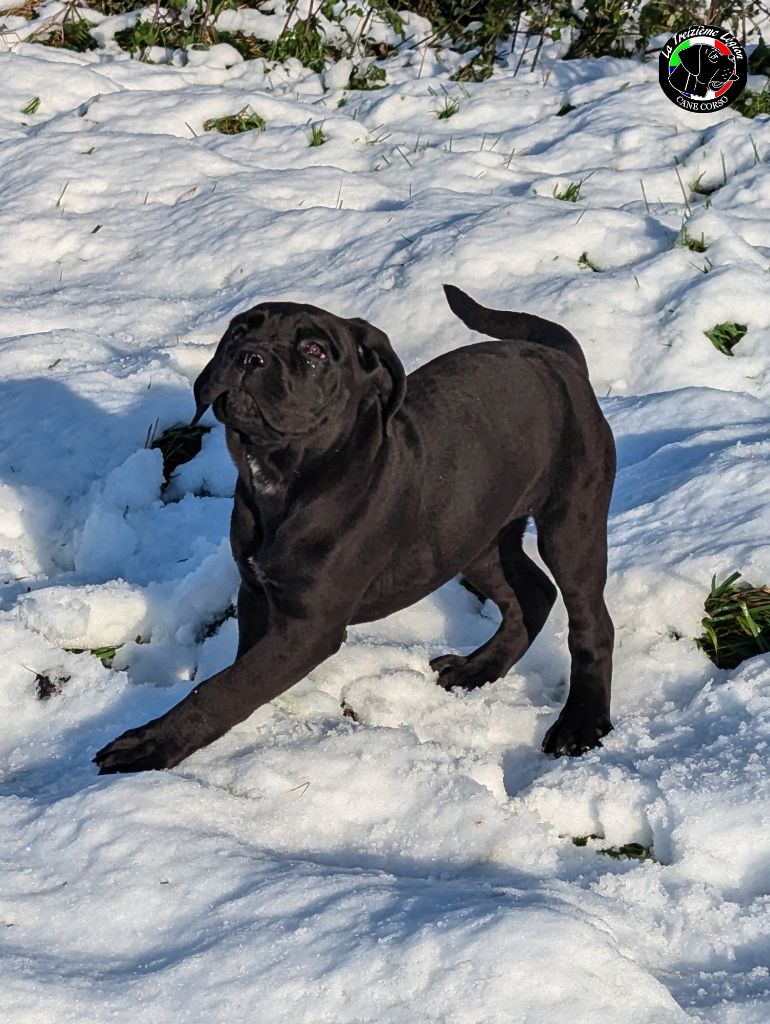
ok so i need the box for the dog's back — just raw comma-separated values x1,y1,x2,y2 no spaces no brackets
443,284,588,375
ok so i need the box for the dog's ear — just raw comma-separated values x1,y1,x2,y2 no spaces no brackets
190,361,214,425
348,317,406,431
191,350,231,426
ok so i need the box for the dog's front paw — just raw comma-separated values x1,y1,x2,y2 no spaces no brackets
93,719,187,775
541,704,612,757
430,652,467,683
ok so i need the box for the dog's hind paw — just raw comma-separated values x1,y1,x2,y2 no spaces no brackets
430,653,501,691
541,705,612,757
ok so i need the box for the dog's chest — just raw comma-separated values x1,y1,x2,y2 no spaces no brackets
244,454,277,495
244,554,269,587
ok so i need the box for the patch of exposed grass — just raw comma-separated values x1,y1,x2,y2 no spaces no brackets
341,699,361,722
690,172,719,196
20,661,71,699
578,251,601,272
349,63,387,90
447,0,524,82
38,14,98,52
268,16,332,73
572,835,654,861
679,226,707,252
111,0,231,58
598,842,654,861
203,106,266,135
556,102,576,116
215,30,266,61
35,671,70,699
65,644,122,667
434,91,461,120
572,834,600,846
198,603,236,641
1,0,39,16
733,88,770,119
696,572,770,669
21,96,40,116
86,0,137,13
749,35,770,75
146,420,211,482
309,122,327,147
553,179,584,202
704,321,746,357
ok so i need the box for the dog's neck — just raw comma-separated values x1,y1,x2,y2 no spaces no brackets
227,395,386,514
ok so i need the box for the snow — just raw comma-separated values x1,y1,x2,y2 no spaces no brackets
0,26,769,1024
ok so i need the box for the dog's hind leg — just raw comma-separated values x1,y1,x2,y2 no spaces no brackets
430,518,556,690
535,493,614,756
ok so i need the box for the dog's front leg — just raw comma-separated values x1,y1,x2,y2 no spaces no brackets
93,607,350,774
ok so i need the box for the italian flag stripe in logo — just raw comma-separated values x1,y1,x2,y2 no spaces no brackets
669,39,691,68
670,36,731,70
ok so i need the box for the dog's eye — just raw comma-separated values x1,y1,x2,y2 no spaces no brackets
299,340,328,362
236,351,265,370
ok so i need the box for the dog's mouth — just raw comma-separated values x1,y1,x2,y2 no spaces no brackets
214,391,282,437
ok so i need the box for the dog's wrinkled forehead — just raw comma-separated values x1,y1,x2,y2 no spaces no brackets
225,302,346,358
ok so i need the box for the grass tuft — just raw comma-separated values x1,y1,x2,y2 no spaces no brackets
309,122,327,147
434,91,461,120
64,645,122,667
349,64,387,91
690,172,718,196
679,226,707,252
696,572,770,669
732,88,770,119
21,96,41,116
39,14,97,53
35,671,70,699
203,106,265,135
572,836,654,861
749,35,770,76
578,251,601,272
214,30,265,61
198,603,236,641
598,842,654,861
556,102,576,116
553,179,584,202
146,421,211,482
704,321,746,357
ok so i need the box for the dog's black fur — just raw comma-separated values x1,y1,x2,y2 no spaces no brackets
94,286,615,774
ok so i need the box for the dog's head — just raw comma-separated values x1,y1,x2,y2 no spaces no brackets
191,302,406,447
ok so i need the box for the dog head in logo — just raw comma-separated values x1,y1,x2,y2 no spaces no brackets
669,43,737,97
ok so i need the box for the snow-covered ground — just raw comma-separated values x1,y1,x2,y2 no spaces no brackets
0,27,769,1024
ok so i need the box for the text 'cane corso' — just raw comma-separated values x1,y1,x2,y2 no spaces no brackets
94,285,615,773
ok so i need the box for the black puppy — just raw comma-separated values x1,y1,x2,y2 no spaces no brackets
94,286,615,774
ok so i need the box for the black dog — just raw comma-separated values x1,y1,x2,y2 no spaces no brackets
94,286,615,774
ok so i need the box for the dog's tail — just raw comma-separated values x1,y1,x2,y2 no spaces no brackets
443,283,588,374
